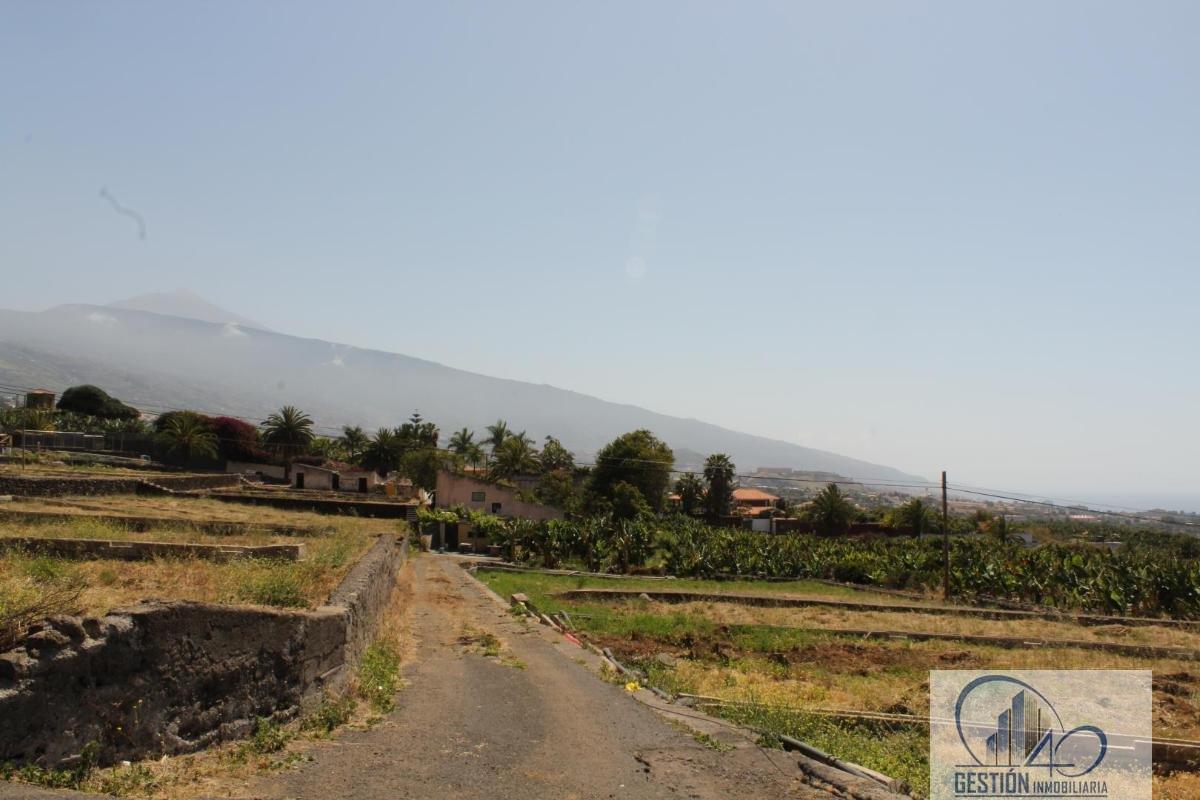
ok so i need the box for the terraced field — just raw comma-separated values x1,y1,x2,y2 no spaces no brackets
477,567,1200,799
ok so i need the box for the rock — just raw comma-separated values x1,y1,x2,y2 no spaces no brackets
654,653,679,668
638,593,652,602
0,653,36,681
25,629,71,650
511,593,529,605
45,616,87,641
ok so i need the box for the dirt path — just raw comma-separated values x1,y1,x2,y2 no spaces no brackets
242,555,827,799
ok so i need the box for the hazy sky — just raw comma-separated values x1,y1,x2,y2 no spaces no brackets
3,2,1198,498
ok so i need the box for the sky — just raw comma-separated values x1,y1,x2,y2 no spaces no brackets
2,2,1198,501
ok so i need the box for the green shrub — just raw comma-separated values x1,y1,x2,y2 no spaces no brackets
301,695,356,737
236,566,306,608
357,639,401,712
247,717,292,754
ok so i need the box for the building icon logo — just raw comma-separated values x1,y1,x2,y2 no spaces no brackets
930,671,1150,800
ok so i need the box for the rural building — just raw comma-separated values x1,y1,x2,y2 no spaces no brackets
291,461,381,493
434,470,562,522
24,389,55,410
732,488,782,517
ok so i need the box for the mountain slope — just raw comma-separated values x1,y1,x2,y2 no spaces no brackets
0,303,923,482
105,290,270,330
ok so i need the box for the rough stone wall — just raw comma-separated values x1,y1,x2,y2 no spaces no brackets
0,536,303,562
0,476,141,497
209,491,419,520
0,474,240,498
0,534,404,768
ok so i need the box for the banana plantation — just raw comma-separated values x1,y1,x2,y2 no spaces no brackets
424,509,1200,619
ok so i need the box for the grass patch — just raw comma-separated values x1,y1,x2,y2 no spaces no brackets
0,528,377,618
357,639,402,712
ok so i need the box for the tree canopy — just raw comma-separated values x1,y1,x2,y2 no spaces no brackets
56,385,139,421
586,429,674,514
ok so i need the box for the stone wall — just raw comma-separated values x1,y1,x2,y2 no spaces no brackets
0,534,406,768
0,473,240,498
0,536,304,562
209,491,419,520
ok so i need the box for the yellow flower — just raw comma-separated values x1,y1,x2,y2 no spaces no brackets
624,681,640,693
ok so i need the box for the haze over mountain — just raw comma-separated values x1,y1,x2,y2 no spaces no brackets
107,290,270,331
0,295,924,483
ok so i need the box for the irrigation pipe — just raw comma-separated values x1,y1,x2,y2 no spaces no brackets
678,693,1200,771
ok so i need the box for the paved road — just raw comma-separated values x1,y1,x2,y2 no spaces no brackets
244,555,826,800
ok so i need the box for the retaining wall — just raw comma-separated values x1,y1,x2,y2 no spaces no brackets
209,491,419,520
0,507,305,536
0,536,304,562
0,534,406,768
0,474,240,498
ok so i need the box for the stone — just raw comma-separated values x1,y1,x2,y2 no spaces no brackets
511,593,529,605
638,592,652,602
25,629,71,650
654,653,679,668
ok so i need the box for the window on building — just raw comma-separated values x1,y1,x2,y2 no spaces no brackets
491,502,502,513
471,491,485,502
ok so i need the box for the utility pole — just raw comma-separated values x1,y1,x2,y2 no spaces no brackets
941,470,950,601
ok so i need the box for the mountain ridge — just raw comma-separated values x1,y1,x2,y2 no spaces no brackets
0,301,925,483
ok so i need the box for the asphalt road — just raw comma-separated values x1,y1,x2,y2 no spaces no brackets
244,555,827,800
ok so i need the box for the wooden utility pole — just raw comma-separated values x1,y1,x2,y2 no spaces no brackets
941,470,950,601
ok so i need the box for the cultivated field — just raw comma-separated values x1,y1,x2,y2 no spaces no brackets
477,568,1200,800
0,495,396,649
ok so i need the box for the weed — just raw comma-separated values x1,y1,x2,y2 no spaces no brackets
96,762,159,796
357,639,401,712
246,717,292,755
236,565,307,608
301,695,357,737
692,731,733,752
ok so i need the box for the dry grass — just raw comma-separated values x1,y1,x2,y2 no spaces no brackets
654,599,1200,650
24,561,422,800
0,517,294,546
4,495,383,534
0,528,376,616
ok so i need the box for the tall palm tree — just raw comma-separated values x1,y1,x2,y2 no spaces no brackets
674,473,704,516
484,420,510,452
262,405,315,457
340,425,368,460
157,412,218,461
464,442,485,470
448,427,476,455
489,435,540,479
702,453,736,519
805,483,856,535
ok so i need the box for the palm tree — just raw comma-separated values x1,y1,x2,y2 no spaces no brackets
489,434,540,479
702,453,736,518
340,425,368,460
362,427,403,474
448,427,476,455
805,483,856,535
484,420,510,452
674,473,704,516
157,412,218,461
262,405,315,457
893,497,937,538
464,442,485,470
